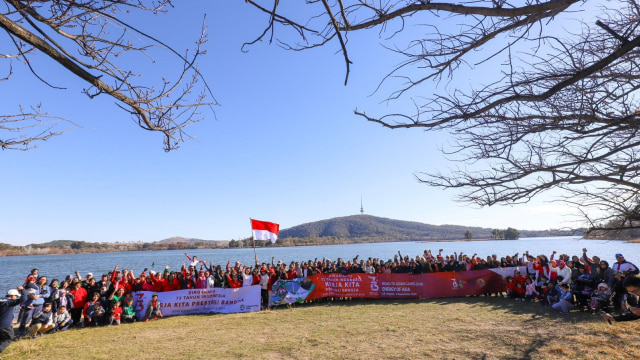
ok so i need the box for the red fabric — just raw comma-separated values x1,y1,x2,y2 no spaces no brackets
286,269,298,280
306,271,507,300
111,306,122,321
70,287,88,309
226,275,242,289
250,219,280,234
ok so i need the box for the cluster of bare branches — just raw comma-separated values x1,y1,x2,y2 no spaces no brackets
243,0,640,231
0,0,215,151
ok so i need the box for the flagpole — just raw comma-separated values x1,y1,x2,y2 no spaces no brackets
250,218,259,266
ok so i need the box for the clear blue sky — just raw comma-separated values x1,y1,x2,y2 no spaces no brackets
0,1,584,245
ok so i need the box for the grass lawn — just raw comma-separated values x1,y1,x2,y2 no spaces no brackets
5,297,639,359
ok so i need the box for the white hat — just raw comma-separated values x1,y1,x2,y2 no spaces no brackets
26,289,37,295
86,273,93,277
6,289,20,297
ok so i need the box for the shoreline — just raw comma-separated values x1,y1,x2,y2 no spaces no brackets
0,235,613,258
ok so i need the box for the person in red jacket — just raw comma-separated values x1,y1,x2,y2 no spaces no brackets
149,271,166,293
226,269,242,288
69,281,87,328
163,273,181,292
109,300,123,325
512,269,527,286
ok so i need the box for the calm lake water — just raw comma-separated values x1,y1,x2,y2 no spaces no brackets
0,236,637,294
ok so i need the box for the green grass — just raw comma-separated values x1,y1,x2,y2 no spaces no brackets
5,297,640,359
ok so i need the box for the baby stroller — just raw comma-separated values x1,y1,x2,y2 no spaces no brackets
572,274,596,312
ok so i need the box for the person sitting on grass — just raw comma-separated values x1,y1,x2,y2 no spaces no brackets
589,283,612,315
87,301,105,326
505,277,524,301
144,294,162,322
83,292,104,327
53,305,73,332
551,283,574,314
542,281,559,307
601,274,640,323
122,297,137,323
28,302,55,338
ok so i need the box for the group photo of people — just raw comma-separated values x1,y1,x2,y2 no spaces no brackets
1,248,639,354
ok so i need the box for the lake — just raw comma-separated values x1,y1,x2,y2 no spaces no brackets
0,236,637,293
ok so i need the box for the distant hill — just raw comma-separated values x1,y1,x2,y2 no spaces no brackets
281,215,489,241
156,237,226,245
278,214,576,242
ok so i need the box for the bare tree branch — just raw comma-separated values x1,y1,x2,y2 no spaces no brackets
1,0,215,151
242,0,640,232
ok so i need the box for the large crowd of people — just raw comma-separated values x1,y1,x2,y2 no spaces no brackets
1,248,639,353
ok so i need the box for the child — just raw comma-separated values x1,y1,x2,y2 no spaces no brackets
543,281,559,307
109,300,123,325
525,278,538,302
551,283,574,313
505,276,517,299
122,296,137,323
535,275,547,301
589,283,612,315
87,301,105,326
514,282,526,301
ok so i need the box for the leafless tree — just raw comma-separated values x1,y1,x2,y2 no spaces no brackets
243,0,640,232
0,0,214,151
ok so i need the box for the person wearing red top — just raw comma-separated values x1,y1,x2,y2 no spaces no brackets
109,300,123,325
163,273,181,292
286,266,298,280
149,272,166,292
226,269,242,288
252,268,261,286
144,294,162,322
512,269,527,286
82,292,102,326
69,281,87,328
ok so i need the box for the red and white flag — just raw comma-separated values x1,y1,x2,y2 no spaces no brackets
251,219,280,243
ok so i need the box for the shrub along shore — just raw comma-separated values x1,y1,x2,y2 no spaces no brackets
5,297,639,359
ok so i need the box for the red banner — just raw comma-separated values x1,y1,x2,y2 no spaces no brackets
307,270,506,300
306,273,380,300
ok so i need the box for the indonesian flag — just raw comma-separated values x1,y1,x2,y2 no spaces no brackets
251,219,280,243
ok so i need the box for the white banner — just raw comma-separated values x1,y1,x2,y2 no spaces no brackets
489,266,527,278
132,286,261,318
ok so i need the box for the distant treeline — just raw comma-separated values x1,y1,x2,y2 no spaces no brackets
1,214,581,257
0,240,229,257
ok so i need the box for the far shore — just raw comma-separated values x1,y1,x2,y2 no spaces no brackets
2,236,637,258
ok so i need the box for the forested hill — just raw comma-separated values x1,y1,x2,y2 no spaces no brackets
278,215,574,242
279,215,490,241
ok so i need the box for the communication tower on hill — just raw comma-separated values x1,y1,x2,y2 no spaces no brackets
360,197,364,215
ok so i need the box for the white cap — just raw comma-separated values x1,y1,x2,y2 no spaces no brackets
87,273,93,277
6,289,20,297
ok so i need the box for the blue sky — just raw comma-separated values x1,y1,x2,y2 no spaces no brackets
0,1,584,245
